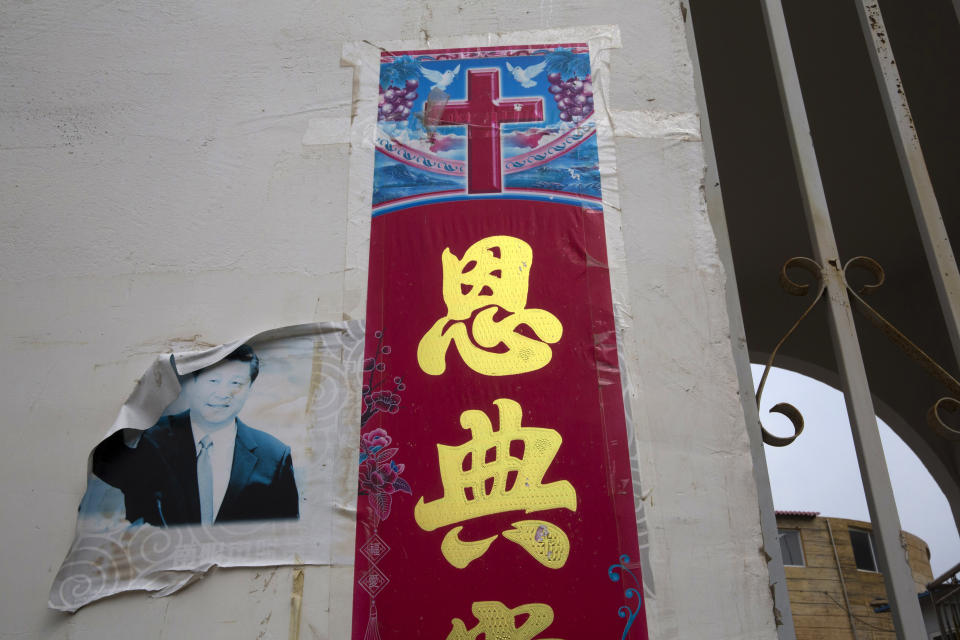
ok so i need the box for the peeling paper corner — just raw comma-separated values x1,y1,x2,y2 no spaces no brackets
50,321,364,612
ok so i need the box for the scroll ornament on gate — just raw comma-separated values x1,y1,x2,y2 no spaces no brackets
417,236,563,377
758,255,960,446
414,398,576,569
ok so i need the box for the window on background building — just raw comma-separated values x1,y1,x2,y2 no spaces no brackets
850,528,879,572
777,529,805,566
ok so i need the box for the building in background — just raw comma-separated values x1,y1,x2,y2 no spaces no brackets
776,510,956,638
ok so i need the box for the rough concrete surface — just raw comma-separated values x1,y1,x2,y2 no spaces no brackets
0,0,775,637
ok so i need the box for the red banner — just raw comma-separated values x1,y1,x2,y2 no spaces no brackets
353,44,647,639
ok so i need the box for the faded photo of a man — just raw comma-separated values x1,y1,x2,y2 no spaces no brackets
92,345,299,526
52,323,358,612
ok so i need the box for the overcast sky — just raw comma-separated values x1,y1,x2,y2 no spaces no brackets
752,365,960,577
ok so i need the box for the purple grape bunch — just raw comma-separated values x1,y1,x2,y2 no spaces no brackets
547,72,594,122
379,78,419,122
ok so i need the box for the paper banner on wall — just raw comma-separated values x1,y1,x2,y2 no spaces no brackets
353,43,649,639
50,322,363,612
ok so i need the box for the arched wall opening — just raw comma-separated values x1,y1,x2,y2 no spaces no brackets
688,0,960,543
753,361,960,575
753,351,960,536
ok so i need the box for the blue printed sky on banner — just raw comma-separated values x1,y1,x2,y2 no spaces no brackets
412,54,587,124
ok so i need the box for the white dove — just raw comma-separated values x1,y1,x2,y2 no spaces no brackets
419,64,460,91
505,60,547,88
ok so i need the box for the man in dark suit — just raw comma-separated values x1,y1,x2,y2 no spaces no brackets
93,345,299,526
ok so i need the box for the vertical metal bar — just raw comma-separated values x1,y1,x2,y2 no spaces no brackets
758,1,928,637
852,0,960,374
936,596,947,639
680,4,797,638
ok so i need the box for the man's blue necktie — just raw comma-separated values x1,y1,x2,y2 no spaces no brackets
197,435,214,525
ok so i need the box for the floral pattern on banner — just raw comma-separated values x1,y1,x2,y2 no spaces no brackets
359,429,411,522
357,330,410,638
361,331,405,426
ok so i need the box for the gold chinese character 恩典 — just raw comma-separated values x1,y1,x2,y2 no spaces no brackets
417,235,563,376
446,601,563,640
415,398,576,568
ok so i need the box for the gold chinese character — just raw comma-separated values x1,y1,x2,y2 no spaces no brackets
417,235,563,376
502,520,570,569
447,601,563,640
415,398,576,568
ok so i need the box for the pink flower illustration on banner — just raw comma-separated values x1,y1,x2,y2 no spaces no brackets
359,427,412,522
362,428,391,451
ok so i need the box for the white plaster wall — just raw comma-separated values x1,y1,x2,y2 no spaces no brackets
0,0,776,637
